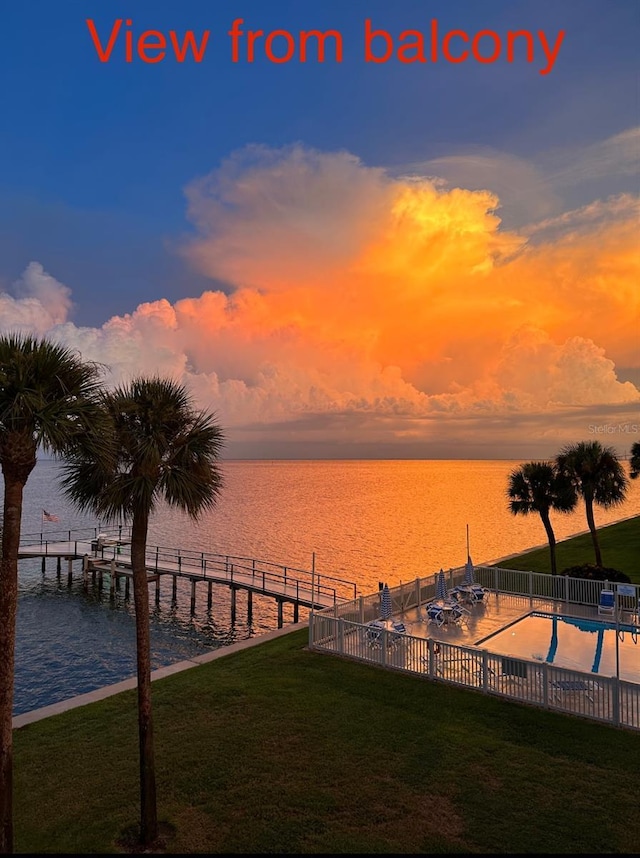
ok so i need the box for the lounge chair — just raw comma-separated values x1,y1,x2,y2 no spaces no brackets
449,603,470,626
365,621,384,648
598,589,615,616
452,583,487,606
425,603,445,627
550,679,596,704
496,657,531,693
389,621,408,647
469,584,488,602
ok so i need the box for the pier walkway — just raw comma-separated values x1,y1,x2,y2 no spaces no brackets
18,525,357,626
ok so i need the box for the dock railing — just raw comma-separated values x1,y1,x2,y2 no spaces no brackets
20,524,130,553
18,526,358,608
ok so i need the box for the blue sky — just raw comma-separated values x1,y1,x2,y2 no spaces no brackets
1,0,637,325
0,1,638,458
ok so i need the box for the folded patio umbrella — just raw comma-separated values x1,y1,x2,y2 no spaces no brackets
380,582,392,620
464,556,475,586
435,569,448,601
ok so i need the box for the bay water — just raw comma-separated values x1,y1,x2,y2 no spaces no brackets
10,458,640,715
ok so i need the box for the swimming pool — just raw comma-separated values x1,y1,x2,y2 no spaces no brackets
477,612,640,684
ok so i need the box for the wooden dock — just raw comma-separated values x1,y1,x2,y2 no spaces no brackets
18,527,358,628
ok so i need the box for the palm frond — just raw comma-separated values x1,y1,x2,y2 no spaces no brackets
556,440,628,506
61,375,226,524
0,333,109,473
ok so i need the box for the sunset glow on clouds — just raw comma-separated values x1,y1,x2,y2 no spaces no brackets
1,135,638,457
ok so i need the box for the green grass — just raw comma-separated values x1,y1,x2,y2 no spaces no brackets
13,516,640,854
491,515,640,583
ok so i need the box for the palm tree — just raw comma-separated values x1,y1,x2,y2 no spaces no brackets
556,440,628,567
630,441,640,480
507,461,577,575
60,376,225,849
0,333,105,854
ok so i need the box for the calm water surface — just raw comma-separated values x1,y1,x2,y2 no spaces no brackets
478,612,640,682
11,459,640,715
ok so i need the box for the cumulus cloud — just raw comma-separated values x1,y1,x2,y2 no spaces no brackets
396,126,640,233
396,149,561,228
0,140,638,457
0,262,73,334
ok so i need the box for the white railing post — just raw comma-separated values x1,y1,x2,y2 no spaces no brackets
611,676,620,726
481,650,489,692
425,639,433,679
541,663,549,707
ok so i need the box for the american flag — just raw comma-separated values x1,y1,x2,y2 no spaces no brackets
42,509,59,523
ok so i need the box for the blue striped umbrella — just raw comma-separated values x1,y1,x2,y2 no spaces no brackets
464,556,475,586
435,569,448,601
380,582,392,620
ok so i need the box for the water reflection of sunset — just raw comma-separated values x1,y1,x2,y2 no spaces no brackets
480,613,639,683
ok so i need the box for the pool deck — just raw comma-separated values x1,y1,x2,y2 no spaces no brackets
334,591,639,730
396,592,618,647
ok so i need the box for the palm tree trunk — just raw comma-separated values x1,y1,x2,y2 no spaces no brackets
584,494,602,566
130,511,158,847
0,476,26,854
539,509,558,575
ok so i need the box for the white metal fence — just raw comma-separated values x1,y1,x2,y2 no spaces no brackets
309,566,640,731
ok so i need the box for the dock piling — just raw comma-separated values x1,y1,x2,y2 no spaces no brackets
231,586,237,624
18,529,355,633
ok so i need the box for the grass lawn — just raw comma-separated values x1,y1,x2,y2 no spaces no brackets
12,516,640,854
490,515,640,583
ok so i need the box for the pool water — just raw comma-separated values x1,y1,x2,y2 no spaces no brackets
477,612,640,683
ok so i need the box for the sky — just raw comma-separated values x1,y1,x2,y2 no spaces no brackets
0,0,638,459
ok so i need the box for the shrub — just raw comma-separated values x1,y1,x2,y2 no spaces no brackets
562,563,631,583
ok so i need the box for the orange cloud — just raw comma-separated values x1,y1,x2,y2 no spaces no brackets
181,144,639,403
1,141,638,456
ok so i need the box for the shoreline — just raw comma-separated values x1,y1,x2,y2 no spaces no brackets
13,511,638,729
482,511,639,567
12,621,309,730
